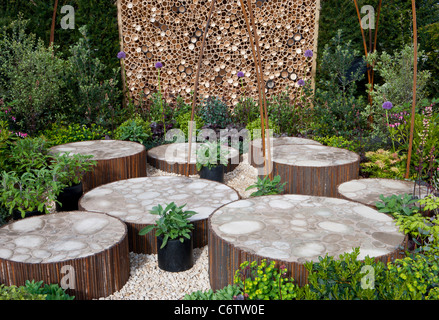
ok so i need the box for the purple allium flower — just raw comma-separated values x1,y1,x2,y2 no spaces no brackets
298,79,305,86
155,62,163,69
304,49,313,58
237,71,245,78
117,51,126,59
382,101,393,110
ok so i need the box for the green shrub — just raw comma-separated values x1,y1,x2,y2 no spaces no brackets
175,111,204,139
114,115,152,145
245,175,287,197
183,285,241,300
234,259,298,300
313,135,362,153
245,117,280,140
43,122,110,146
232,97,259,127
0,280,74,300
199,96,232,130
375,193,419,217
361,149,406,179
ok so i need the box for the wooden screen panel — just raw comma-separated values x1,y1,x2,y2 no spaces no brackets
117,0,320,106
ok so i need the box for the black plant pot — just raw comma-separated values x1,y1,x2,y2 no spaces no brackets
13,207,46,220
157,235,194,272
56,182,83,212
199,165,225,183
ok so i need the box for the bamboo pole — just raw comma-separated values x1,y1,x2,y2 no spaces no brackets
186,0,217,177
406,0,418,179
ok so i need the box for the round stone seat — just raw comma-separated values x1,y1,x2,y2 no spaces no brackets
338,178,430,208
50,140,146,192
208,194,406,290
147,142,240,175
79,176,240,253
249,137,322,171
262,144,360,197
0,211,130,300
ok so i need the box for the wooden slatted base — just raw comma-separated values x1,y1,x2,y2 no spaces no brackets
0,211,130,300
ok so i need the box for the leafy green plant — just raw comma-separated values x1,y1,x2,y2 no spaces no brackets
196,141,229,171
138,202,197,249
199,96,232,130
314,135,362,153
234,259,298,300
23,280,74,300
232,96,259,127
0,168,64,218
183,284,241,300
375,193,419,217
43,122,110,146
361,149,406,179
245,117,280,140
50,152,97,187
0,284,46,300
246,175,286,197
113,115,152,145
175,111,205,139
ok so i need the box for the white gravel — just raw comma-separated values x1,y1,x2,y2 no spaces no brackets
100,154,258,300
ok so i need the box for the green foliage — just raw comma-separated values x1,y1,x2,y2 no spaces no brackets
199,97,232,130
245,175,286,197
22,280,74,300
313,135,362,153
49,152,97,187
138,202,196,249
175,111,205,139
196,141,229,171
113,115,152,145
0,16,67,134
361,149,406,179
245,117,280,140
183,285,241,300
0,284,46,300
65,25,122,128
42,122,110,146
375,193,419,217
234,259,298,300
310,30,368,138
232,97,259,127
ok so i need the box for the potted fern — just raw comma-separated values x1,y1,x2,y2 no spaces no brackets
196,140,229,183
138,202,197,272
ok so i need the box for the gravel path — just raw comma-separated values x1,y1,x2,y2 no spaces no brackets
100,154,258,300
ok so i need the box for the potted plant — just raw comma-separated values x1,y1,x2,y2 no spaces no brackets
196,140,229,183
138,202,197,272
50,152,97,211
0,168,65,220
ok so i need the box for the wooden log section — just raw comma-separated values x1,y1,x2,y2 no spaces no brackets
263,144,360,197
0,211,130,300
147,142,241,175
50,140,147,193
208,195,407,291
79,176,240,254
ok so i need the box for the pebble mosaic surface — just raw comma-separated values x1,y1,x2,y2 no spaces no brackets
271,144,359,167
79,176,240,224
251,136,322,149
50,140,145,160
0,211,126,263
210,194,406,263
338,178,430,207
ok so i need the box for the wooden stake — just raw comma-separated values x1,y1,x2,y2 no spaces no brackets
49,0,58,48
406,0,418,179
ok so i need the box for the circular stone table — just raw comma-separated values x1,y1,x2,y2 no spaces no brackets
338,178,430,208
208,194,406,290
264,144,360,197
79,176,240,254
249,137,322,171
147,142,240,175
50,140,146,193
0,211,130,300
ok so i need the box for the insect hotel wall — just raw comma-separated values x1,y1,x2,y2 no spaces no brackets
117,0,321,107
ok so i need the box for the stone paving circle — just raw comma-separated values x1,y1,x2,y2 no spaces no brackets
210,194,406,263
0,211,127,263
50,139,145,160
338,178,430,208
79,176,240,224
